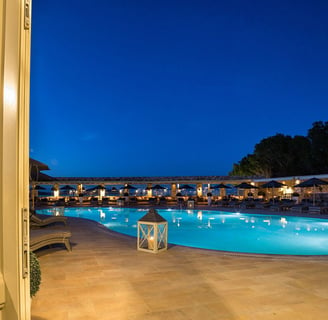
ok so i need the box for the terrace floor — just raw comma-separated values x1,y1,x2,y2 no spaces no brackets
31,212,328,320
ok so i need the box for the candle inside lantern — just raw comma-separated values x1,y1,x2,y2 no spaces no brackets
148,236,154,250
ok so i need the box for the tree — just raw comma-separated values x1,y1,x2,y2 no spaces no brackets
287,135,312,175
307,121,328,173
253,134,293,177
230,154,270,177
229,122,325,178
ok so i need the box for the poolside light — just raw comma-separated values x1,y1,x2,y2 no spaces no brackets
137,208,168,253
187,198,195,208
99,188,105,198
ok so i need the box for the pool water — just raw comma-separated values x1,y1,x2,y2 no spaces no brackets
37,207,328,256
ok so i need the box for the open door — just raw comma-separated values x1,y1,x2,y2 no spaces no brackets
1,0,32,319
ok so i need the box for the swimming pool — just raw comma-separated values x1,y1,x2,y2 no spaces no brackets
37,207,328,256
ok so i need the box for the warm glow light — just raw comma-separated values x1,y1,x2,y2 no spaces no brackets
148,236,154,249
286,187,293,194
54,190,59,197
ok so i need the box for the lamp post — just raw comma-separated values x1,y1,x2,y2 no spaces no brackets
137,208,168,253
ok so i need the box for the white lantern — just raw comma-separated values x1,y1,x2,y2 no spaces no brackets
137,208,168,253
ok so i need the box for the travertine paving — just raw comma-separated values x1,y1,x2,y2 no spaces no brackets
31,216,328,320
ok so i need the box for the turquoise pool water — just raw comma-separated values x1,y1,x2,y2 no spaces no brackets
37,207,328,255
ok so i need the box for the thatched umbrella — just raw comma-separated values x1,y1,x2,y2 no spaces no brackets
30,158,50,181
120,184,137,190
260,180,286,203
34,185,46,190
294,178,328,205
60,185,76,191
179,184,194,190
60,185,76,196
234,182,258,198
179,184,195,196
30,158,51,209
151,184,165,190
234,182,257,189
212,183,231,189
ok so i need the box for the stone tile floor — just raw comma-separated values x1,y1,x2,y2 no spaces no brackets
31,216,328,320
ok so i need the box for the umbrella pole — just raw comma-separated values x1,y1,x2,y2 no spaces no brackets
272,187,274,204
313,185,315,206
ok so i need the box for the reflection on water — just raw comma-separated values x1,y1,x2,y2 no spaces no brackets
39,207,328,255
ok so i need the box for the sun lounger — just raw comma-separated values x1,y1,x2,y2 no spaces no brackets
308,206,322,214
30,211,67,227
290,205,308,213
30,228,72,252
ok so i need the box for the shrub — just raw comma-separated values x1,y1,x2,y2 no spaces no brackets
30,251,41,297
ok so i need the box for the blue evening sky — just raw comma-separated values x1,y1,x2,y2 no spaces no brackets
30,0,328,177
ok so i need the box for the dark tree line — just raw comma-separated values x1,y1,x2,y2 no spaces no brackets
229,121,328,178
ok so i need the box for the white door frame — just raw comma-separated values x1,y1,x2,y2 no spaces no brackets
1,0,31,319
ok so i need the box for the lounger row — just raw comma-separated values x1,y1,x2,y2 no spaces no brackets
30,228,72,252
30,210,72,252
30,212,68,227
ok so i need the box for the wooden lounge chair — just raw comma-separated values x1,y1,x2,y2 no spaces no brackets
30,211,68,227
30,228,72,252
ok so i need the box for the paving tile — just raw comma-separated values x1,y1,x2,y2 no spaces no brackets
31,216,328,319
